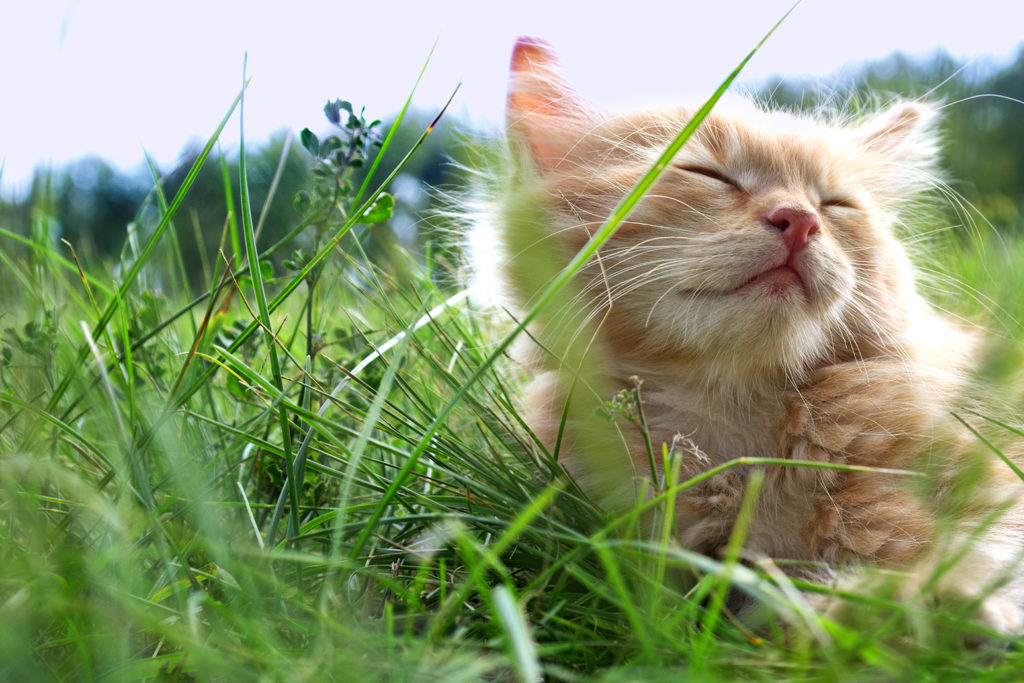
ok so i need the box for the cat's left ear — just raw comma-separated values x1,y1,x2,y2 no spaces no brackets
855,101,939,167
506,37,592,173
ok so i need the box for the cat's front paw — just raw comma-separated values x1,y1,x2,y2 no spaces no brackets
973,593,1024,635
785,362,930,470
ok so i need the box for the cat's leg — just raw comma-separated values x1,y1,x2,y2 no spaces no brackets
784,360,943,476
780,360,937,563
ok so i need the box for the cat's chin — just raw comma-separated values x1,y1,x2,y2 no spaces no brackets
651,291,833,377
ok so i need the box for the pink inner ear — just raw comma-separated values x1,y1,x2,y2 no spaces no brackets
858,102,933,158
510,36,558,76
508,37,560,119
506,37,581,172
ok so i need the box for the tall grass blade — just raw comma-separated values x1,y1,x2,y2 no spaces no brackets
237,54,300,540
492,585,542,682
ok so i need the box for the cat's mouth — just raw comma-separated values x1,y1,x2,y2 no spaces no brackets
677,258,812,300
737,264,807,297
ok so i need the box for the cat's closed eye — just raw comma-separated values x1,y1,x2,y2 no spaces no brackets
820,196,858,209
674,164,745,193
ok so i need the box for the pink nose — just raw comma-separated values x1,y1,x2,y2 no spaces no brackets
766,206,819,252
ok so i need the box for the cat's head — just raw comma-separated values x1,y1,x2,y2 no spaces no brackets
499,37,942,382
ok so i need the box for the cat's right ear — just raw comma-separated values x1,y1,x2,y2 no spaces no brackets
506,37,590,174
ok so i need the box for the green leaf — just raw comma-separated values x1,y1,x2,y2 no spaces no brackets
323,99,342,125
258,259,273,279
359,193,393,224
320,135,342,157
283,248,306,271
300,128,320,157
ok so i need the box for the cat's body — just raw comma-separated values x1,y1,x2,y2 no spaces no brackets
489,37,1024,632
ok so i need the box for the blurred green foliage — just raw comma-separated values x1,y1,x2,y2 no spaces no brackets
0,108,464,298
762,47,1024,232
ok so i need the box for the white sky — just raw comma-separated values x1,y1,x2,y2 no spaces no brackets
1,0,1022,199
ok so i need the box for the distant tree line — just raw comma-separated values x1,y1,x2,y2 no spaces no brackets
0,107,463,294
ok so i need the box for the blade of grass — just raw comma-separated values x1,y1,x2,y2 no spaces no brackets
492,585,542,683
271,288,471,551
957,410,1024,481
218,147,242,272
143,149,193,309
237,54,300,541
696,470,765,652
427,481,563,639
312,297,430,604
351,38,438,209
253,133,292,243
592,538,655,659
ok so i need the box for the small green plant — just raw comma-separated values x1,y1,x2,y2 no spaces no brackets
287,99,394,361
295,98,393,226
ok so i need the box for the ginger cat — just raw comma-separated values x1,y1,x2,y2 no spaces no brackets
492,37,1024,633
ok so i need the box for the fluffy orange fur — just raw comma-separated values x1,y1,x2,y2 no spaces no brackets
491,37,1024,632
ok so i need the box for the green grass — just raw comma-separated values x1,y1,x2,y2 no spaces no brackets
3,44,1024,683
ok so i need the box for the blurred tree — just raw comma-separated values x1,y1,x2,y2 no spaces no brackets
55,157,150,258
159,133,312,288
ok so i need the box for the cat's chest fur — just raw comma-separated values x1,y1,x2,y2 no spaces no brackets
613,365,836,561
629,369,785,465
